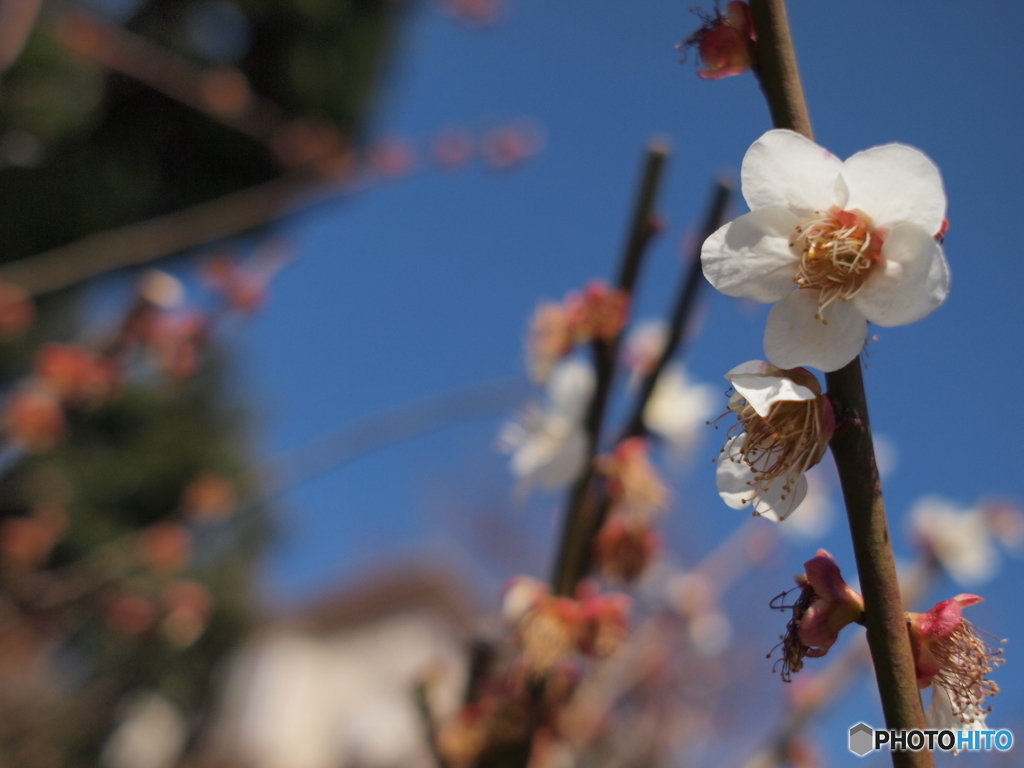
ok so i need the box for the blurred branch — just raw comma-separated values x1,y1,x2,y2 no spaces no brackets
48,7,285,142
0,170,322,296
0,0,43,74
551,140,668,597
620,178,732,440
265,376,532,501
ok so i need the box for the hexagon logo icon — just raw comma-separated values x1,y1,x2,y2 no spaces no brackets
849,723,874,756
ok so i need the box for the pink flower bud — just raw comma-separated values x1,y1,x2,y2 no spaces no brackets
679,2,756,81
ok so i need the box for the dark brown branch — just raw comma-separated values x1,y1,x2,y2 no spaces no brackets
550,141,668,596
620,178,732,441
748,2,932,765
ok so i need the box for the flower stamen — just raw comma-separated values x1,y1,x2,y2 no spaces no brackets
791,209,883,318
727,393,831,505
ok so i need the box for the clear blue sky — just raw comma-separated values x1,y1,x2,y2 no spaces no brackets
210,1,1024,763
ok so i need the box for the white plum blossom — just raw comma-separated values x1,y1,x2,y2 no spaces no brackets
499,358,594,493
702,129,950,372
642,363,717,458
716,361,833,521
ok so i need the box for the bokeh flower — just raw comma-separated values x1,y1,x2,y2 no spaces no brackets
500,359,594,493
642,363,717,457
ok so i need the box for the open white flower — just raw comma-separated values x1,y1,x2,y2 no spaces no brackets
716,361,833,521
702,129,950,372
499,358,594,492
642,363,717,458
910,496,1001,587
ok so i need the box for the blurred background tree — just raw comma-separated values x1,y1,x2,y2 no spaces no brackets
0,1,407,766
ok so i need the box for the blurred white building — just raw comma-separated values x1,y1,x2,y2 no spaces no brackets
198,567,476,768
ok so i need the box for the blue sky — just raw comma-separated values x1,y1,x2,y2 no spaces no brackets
194,0,1024,763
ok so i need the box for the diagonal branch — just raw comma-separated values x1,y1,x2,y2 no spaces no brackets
620,178,732,441
550,141,668,596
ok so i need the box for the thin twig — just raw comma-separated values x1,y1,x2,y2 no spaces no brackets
0,171,323,296
747,2,931,765
620,178,732,441
550,141,668,596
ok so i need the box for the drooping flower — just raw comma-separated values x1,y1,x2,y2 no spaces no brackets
907,594,1004,720
715,361,833,520
702,130,950,372
642,362,718,457
776,549,864,681
678,2,756,80
500,359,594,493
925,683,989,753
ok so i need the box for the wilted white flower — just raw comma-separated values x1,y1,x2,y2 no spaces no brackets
642,363,717,458
925,683,992,754
715,361,833,521
500,359,594,492
702,129,950,372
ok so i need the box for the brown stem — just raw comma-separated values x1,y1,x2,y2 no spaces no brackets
748,0,812,140
747,2,932,765
550,141,668,596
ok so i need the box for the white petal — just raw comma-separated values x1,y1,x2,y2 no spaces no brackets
840,143,946,233
853,223,950,327
701,210,799,302
764,290,867,372
741,130,843,214
545,358,595,423
754,473,808,522
716,435,757,509
725,365,817,418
